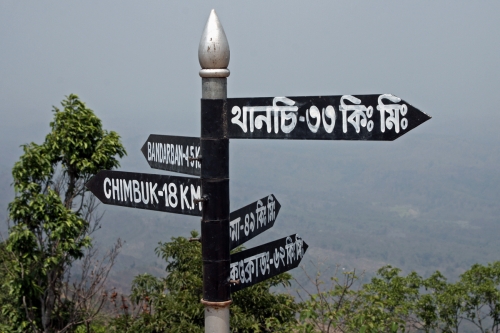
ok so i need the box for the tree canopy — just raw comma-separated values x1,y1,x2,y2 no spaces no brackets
3,94,126,333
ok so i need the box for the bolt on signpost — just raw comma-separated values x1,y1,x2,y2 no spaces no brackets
86,9,431,333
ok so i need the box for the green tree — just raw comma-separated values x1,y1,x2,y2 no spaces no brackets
0,241,18,331
295,266,417,333
108,231,297,332
355,266,422,332
4,94,126,333
459,262,500,333
295,262,500,333
415,263,500,333
294,266,362,333
417,271,465,333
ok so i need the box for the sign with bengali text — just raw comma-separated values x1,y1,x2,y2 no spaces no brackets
230,234,308,292
229,194,281,250
227,94,430,140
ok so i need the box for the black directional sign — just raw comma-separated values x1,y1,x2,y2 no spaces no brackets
229,194,281,250
226,94,430,140
141,135,201,176
229,234,308,292
85,170,202,216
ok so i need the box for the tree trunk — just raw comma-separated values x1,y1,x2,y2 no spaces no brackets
64,169,76,210
41,271,56,333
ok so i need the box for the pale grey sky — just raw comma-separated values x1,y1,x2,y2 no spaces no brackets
2,1,499,149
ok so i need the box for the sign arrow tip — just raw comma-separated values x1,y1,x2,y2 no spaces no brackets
275,198,282,219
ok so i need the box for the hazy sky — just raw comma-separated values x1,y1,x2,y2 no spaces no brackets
1,1,499,227
2,1,499,143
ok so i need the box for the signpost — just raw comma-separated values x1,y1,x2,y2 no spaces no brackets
198,12,232,333
229,194,281,250
141,134,201,176
85,9,431,333
229,234,308,292
86,170,202,216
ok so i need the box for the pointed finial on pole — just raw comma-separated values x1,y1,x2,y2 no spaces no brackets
199,9,230,78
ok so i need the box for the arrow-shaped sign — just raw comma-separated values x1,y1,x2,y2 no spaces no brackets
229,194,281,250
141,135,201,176
85,170,202,216
230,234,308,292
225,94,430,140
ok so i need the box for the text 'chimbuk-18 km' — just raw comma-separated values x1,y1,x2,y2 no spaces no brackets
86,170,202,216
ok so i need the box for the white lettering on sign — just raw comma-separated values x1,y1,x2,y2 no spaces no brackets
340,95,374,133
230,235,305,285
377,94,408,133
104,178,111,199
102,177,200,212
123,180,132,202
322,105,336,133
231,97,299,134
306,105,321,133
147,142,201,169
230,252,270,284
229,218,241,242
229,195,277,243
133,180,141,203
230,94,409,136
190,184,202,210
180,184,190,210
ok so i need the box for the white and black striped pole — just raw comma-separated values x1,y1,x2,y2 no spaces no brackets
198,9,231,333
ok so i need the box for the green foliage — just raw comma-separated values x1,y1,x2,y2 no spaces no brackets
107,230,297,333
0,242,18,332
3,94,126,332
45,94,125,179
354,266,421,332
417,271,463,332
296,262,500,333
75,322,107,333
294,267,408,333
459,262,500,332
230,273,297,332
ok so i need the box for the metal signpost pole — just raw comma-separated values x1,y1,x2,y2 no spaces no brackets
199,10,231,333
